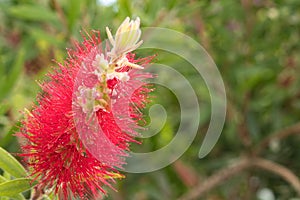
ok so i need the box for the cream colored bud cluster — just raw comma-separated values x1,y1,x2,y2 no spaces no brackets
77,17,143,114
106,17,143,69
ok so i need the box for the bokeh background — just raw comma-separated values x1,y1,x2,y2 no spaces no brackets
1,0,300,199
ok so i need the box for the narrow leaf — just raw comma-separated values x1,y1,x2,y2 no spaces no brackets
0,178,34,197
0,121,21,149
0,175,6,184
0,147,27,178
11,194,25,200
67,0,82,32
0,48,24,101
8,5,58,22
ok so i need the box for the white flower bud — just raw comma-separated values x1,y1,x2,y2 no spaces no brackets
106,17,143,59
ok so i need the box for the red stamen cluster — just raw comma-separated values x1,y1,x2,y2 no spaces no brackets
18,30,153,199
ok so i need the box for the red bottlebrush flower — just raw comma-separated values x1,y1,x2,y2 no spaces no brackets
17,17,153,199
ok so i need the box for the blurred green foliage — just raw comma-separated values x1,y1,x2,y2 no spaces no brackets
0,0,300,199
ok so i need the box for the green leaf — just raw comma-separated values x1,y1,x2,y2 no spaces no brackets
0,176,25,199
2,172,10,181
8,5,58,22
0,121,21,151
0,147,27,178
12,194,26,200
0,48,24,101
0,174,27,199
0,176,6,184
67,0,82,33
0,178,34,197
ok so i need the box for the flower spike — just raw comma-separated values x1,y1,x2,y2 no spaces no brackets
18,17,153,200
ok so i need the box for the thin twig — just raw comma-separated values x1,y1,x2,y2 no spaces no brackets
177,158,252,200
178,157,300,200
252,158,300,195
255,122,300,155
